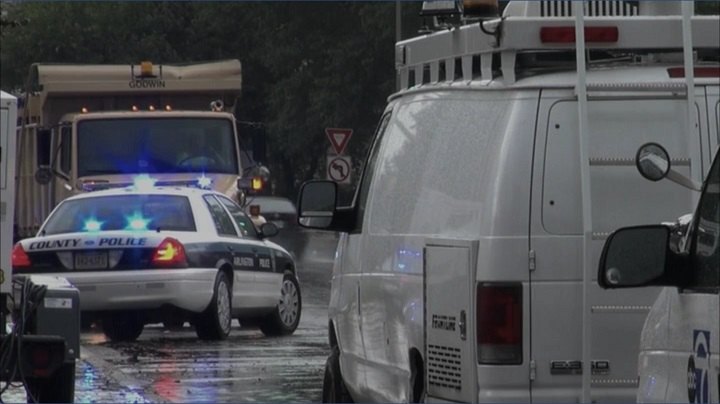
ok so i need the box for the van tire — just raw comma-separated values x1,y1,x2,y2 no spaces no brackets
102,311,144,342
195,271,232,340
25,362,75,403
322,346,353,403
259,273,301,336
409,354,425,403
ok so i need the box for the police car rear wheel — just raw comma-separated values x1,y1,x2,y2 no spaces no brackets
102,311,144,342
259,273,301,336
195,271,232,340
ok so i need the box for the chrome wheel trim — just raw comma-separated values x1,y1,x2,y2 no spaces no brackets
278,278,299,327
217,279,231,333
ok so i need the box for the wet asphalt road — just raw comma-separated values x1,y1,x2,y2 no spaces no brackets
1,232,337,404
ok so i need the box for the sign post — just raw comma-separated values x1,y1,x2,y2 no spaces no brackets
325,128,353,155
325,128,353,183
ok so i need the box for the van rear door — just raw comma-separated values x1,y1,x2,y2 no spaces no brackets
530,90,709,401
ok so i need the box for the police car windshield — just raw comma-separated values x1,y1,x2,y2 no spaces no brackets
76,118,238,177
41,195,196,235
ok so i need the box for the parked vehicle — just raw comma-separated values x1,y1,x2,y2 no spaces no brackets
598,143,719,403
298,1,719,402
245,196,307,260
12,181,301,342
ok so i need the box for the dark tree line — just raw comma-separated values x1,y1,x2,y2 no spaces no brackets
0,1,423,200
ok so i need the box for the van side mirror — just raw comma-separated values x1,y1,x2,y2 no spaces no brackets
636,143,670,181
298,180,337,229
598,225,673,289
635,142,702,191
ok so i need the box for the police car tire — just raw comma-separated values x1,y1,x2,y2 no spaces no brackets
195,271,232,341
322,346,353,403
259,273,302,336
102,312,144,342
25,362,75,403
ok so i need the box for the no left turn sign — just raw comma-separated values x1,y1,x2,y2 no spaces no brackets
327,155,351,184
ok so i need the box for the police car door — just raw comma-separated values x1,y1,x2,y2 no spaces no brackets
203,195,257,305
216,195,280,306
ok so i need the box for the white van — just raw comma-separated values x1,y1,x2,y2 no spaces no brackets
598,143,719,403
299,1,719,402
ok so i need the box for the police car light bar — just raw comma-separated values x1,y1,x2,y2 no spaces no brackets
132,174,157,191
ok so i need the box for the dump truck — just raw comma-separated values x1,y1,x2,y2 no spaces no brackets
14,59,266,240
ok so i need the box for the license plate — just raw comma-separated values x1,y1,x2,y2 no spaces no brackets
74,252,108,270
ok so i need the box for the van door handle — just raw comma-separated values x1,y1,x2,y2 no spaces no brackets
459,310,467,341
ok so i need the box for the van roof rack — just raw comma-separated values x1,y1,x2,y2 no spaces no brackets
397,1,719,87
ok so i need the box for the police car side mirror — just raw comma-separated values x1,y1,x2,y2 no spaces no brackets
298,180,337,230
259,222,278,239
598,225,671,289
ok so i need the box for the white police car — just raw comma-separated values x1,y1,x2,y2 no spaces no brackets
11,178,301,342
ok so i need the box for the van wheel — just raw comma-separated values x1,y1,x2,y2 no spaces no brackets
25,362,75,403
195,271,232,340
322,346,353,403
102,311,144,342
259,273,301,336
409,354,425,403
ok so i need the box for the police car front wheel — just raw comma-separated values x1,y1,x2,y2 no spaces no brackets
259,273,301,336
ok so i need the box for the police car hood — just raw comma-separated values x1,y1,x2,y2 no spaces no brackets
78,173,238,193
21,230,182,252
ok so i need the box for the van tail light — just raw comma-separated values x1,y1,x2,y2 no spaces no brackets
151,238,188,268
476,283,522,364
12,243,32,270
540,26,619,43
667,67,720,78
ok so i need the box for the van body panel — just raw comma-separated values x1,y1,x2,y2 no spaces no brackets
341,91,537,402
529,87,712,401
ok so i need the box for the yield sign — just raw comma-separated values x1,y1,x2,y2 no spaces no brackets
325,128,353,155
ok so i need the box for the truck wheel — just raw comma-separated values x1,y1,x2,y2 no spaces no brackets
259,273,301,336
322,346,353,403
25,362,75,403
102,311,144,342
195,271,232,340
